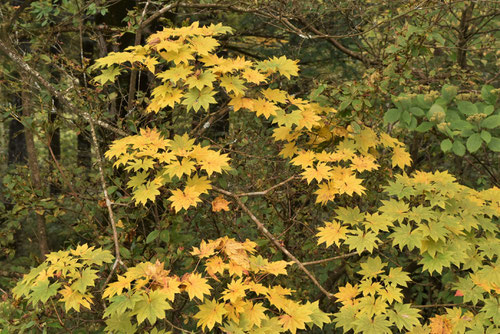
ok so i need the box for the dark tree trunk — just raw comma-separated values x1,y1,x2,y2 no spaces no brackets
21,75,49,258
8,119,27,165
48,101,61,195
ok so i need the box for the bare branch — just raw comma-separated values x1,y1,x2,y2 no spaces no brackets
213,186,334,299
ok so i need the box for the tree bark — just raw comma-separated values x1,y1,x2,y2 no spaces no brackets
21,74,49,258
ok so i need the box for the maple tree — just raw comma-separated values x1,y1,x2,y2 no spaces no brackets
1,3,499,333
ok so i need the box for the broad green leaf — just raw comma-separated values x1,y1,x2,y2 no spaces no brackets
452,140,465,156
415,122,433,132
384,108,400,123
481,115,500,129
481,85,498,105
466,133,483,153
487,137,500,152
440,139,452,152
457,100,478,115
409,106,425,117
481,130,492,143
146,230,160,243
441,84,457,102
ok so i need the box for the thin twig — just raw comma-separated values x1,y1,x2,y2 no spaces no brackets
236,176,298,197
88,115,125,270
302,252,359,266
213,186,334,299
413,303,462,308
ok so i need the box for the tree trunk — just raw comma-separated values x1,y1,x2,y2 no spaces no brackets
7,95,27,165
48,102,61,195
21,75,49,258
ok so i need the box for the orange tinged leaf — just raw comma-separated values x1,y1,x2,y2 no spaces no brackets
212,195,230,212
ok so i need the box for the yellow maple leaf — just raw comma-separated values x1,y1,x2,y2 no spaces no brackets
191,240,218,258
222,278,248,302
205,256,226,278
199,151,230,176
133,181,161,206
301,163,331,184
156,64,193,83
316,221,348,247
244,302,268,328
165,158,196,179
392,145,412,169
212,196,230,212
429,315,454,334
332,174,366,196
102,275,133,299
194,299,227,331
59,286,93,312
350,154,379,172
160,276,181,301
262,88,288,103
159,46,194,64
334,283,359,305
264,260,290,276
189,36,219,55
251,98,279,118
314,181,337,205
279,302,313,334
220,74,246,96
291,150,316,168
185,174,212,194
182,273,211,301
229,95,254,111
280,142,298,158
242,68,267,84
168,187,202,212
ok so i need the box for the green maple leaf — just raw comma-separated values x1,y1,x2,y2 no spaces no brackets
345,229,380,253
132,290,171,325
386,303,421,331
272,109,303,128
483,297,500,324
382,267,410,287
359,256,386,279
333,304,357,332
353,314,392,334
182,87,217,112
335,207,365,227
419,252,452,274
105,313,137,334
94,66,121,85
29,280,61,305
80,247,114,266
71,268,98,293
390,223,421,251
378,199,409,222
383,179,415,198
127,171,149,189
185,70,216,90
220,74,246,96
104,293,142,317
305,301,330,329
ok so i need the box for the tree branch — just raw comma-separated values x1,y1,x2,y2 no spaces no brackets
213,186,334,299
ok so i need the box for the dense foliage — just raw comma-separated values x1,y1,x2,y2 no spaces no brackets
0,1,498,333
